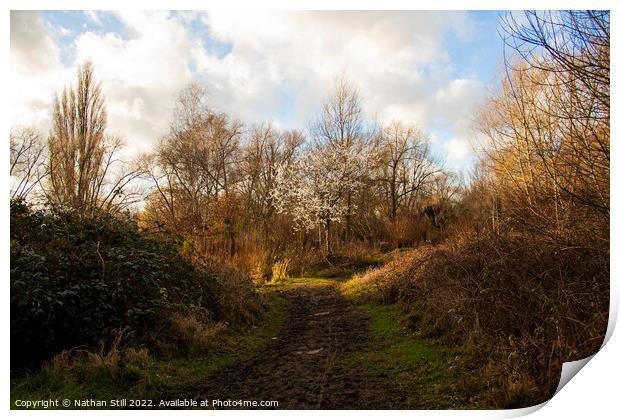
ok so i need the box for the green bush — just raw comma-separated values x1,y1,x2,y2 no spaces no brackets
10,199,220,369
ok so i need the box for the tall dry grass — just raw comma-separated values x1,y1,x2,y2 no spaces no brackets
210,265,264,324
270,259,291,283
42,328,152,381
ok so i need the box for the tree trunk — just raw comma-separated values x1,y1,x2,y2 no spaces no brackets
325,218,332,257
226,220,236,257
345,192,352,242
389,170,397,220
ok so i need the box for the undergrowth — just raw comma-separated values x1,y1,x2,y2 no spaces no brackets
342,234,608,408
10,293,287,408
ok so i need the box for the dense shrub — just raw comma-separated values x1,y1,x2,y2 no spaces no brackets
10,199,224,369
344,234,609,407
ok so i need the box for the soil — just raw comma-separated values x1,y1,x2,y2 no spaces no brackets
159,281,404,409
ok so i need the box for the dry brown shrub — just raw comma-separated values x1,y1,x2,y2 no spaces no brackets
168,312,226,350
123,347,151,367
345,234,608,407
211,265,263,323
42,328,133,376
343,244,435,304
228,232,271,284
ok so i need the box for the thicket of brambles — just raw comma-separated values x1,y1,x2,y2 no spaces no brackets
345,10,609,407
10,10,608,406
11,199,241,368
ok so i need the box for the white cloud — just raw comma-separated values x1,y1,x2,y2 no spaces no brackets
84,11,103,26
10,11,61,72
435,79,485,128
53,25,73,37
443,137,472,162
53,11,196,155
11,11,203,157
198,11,477,130
10,10,488,170
10,11,76,134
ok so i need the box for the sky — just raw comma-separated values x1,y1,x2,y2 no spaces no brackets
10,10,507,173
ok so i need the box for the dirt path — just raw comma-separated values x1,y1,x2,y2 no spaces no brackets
162,280,401,409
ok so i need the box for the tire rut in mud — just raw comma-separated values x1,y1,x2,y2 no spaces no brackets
161,282,399,409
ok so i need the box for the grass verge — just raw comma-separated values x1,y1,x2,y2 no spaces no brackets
339,302,487,409
10,293,287,409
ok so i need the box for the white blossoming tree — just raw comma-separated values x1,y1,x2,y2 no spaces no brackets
271,142,364,256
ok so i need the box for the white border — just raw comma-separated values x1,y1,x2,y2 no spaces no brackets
3,2,617,419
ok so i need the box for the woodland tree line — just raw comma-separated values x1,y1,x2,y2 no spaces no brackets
11,66,458,279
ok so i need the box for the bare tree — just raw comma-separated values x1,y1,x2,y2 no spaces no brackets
10,127,47,201
501,11,609,118
46,61,142,216
500,11,609,218
378,121,439,220
313,76,365,148
144,83,243,256
241,123,304,231
478,11,609,245
312,77,370,240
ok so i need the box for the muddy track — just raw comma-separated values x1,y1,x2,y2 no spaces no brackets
160,281,402,409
